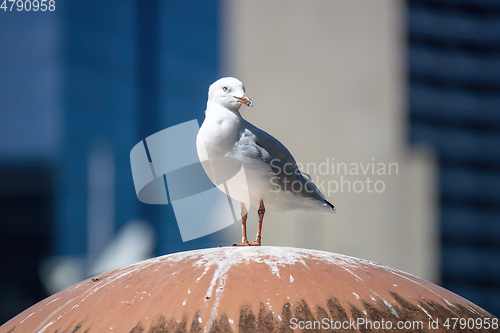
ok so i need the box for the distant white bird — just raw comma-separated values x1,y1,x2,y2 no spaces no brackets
196,77,335,246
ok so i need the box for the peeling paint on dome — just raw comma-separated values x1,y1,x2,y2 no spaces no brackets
0,246,496,333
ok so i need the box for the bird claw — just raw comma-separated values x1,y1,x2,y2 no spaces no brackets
232,242,250,246
232,240,260,246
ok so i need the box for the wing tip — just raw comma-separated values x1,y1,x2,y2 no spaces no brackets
324,199,336,212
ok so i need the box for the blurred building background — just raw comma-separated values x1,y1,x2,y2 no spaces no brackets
407,0,500,317
0,0,498,324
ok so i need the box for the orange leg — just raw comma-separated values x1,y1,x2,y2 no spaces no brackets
233,203,250,246
248,200,265,246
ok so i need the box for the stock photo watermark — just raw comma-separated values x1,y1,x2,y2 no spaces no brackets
270,157,398,196
130,120,399,242
0,0,56,12
130,120,248,242
289,316,498,331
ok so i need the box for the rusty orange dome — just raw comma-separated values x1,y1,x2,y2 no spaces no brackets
0,246,497,332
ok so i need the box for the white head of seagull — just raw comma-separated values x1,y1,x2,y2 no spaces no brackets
207,77,253,111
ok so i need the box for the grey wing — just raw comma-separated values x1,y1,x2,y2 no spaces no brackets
236,121,297,167
237,122,330,203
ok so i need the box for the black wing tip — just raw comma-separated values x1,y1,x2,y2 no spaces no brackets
324,200,336,212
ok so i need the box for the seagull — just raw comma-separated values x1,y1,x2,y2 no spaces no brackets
196,77,335,246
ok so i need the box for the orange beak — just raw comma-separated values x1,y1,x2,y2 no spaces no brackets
235,96,253,107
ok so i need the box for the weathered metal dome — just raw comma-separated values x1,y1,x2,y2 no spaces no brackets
0,247,496,332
